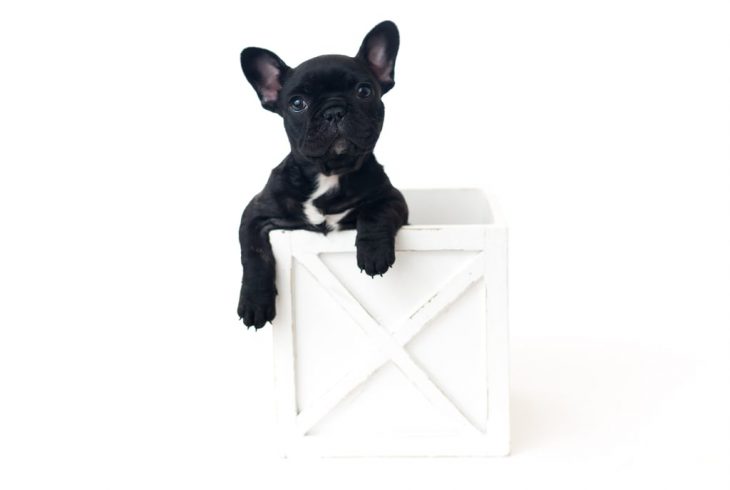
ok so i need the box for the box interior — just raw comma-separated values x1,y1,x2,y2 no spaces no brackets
401,188,494,225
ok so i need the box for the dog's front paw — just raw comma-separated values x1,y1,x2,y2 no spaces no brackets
356,237,395,277
238,286,276,329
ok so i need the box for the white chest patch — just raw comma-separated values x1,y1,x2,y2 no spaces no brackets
303,173,351,231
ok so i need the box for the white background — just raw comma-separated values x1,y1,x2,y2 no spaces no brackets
1,0,729,488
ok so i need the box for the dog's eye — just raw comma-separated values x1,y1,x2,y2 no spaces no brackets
356,83,372,99
288,96,308,112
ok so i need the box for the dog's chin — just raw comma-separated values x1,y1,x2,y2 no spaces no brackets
298,138,371,175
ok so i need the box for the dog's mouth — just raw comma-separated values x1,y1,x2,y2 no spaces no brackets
330,137,351,156
302,138,367,175
299,135,365,158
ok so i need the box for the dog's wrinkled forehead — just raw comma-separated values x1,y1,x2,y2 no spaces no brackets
283,55,373,96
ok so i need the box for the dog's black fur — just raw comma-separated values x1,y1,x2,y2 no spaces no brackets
237,21,409,329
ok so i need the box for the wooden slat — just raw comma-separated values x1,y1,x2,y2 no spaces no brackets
286,434,509,458
269,232,297,456
282,226,489,253
483,227,510,454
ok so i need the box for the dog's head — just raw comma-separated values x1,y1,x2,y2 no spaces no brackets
240,21,399,175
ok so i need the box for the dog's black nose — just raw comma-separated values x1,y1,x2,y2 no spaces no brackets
322,105,346,123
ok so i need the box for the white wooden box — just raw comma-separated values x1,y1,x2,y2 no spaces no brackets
269,188,509,457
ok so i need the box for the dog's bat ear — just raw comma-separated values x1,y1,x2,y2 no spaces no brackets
240,47,290,113
356,20,399,94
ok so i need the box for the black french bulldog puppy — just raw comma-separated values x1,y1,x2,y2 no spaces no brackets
237,21,409,329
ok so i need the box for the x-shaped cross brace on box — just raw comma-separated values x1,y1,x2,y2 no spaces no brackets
292,251,487,436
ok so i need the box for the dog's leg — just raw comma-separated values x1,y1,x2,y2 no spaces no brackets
355,189,408,277
238,214,277,329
